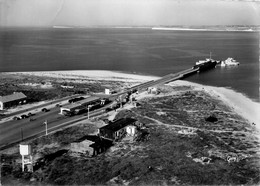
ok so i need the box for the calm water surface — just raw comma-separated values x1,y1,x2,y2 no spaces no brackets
0,28,259,101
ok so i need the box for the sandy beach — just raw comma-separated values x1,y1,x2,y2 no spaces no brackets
6,70,159,83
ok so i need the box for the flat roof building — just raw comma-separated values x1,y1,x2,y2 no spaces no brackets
60,96,101,115
0,92,27,110
77,96,100,106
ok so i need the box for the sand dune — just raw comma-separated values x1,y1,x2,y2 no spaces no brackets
171,80,260,130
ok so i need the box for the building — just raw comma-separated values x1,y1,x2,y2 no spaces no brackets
105,89,110,95
99,118,137,141
60,96,101,115
60,103,83,115
0,92,27,110
70,135,113,156
147,87,159,94
70,139,95,156
76,96,100,107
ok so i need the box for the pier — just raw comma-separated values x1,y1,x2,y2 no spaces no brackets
125,60,217,93
127,67,199,93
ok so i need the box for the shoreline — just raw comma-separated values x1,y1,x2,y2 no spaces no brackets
170,80,260,131
3,70,260,130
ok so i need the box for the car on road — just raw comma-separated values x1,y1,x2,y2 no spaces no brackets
27,112,33,117
105,107,113,112
13,116,21,120
29,118,35,122
55,104,62,107
21,114,28,119
68,97,85,103
41,108,49,112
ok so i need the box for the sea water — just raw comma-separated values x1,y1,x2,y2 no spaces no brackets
0,27,259,102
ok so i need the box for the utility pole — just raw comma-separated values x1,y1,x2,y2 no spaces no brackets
43,120,48,135
87,106,90,119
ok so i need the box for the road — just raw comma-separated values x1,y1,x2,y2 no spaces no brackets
0,94,81,119
0,103,111,150
0,66,203,150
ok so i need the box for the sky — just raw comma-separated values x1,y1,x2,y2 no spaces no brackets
0,0,259,27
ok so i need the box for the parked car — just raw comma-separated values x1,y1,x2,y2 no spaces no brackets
105,107,113,112
55,104,62,107
41,108,49,112
13,116,21,120
68,97,85,103
21,114,28,119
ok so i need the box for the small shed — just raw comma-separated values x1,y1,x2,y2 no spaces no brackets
70,140,95,156
105,89,110,95
147,87,159,94
70,135,113,156
99,118,137,141
0,92,27,110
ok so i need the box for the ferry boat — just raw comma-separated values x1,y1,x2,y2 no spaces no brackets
220,58,240,66
196,58,211,65
195,52,213,65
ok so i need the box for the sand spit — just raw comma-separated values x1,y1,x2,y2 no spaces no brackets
6,70,159,83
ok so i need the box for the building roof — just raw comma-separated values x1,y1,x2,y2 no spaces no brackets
0,92,27,103
100,118,137,132
62,103,82,110
77,96,100,105
92,93,111,99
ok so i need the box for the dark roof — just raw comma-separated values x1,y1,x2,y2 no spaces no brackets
62,103,82,110
91,93,111,99
100,118,136,132
77,96,100,105
73,135,99,143
0,92,27,103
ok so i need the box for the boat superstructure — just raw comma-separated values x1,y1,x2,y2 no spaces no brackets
195,52,214,65
193,52,217,72
220,58,240,66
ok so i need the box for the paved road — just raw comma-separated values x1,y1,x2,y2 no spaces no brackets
0,94,81,119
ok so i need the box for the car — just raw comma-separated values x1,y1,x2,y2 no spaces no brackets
55,104,61,107
29,118,35,122
27,112,33,117
13,116,21,120
41,108,49,112
21,114,28,119
105,107,113,112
